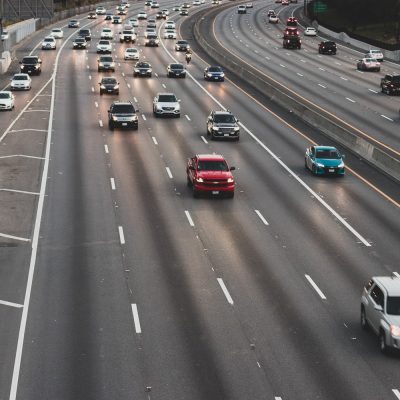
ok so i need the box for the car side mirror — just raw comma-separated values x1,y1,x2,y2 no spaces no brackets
374,305,383,312
342,154,345,159
230,166,236,171
178,99,181,102
19,61,22,64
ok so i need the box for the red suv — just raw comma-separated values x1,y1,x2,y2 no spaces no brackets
286,17,297,26
283,27,299,38
186,154,236,198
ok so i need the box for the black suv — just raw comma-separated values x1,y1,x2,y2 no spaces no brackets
134,61,152,77
167,63,186,78
283,36,301,49
19,56,42,75
99,77,119,95
318,41,337,55
381,74,400,95
78,28,91,41
206,110,240,140
108,101,138,130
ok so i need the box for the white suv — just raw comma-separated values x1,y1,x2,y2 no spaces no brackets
119,28,136,43
153,92,180,117
101,28,113,39
96,40,112,53
365,49,384,62
96,6,106,14
361,276,400,354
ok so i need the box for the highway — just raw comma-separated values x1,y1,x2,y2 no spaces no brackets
0,1,399,399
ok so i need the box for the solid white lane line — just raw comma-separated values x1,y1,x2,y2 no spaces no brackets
0,233,30,242
131,304,142,334
340,76,348,81
275,397,283,400
318,84,326,88
0,155,45,160
346,97,356,103
381,114,393,122
118,226,125,245
89,75,92,80
152,136,158,145
185,114,191,121
127,83,131,88
165,167,173,179
142,114,146,121
201,135,208,144
368,88,378,93
279,64,286,68
297,73,303,77
0,189,39,195
255,210,269,225
99,120,103,127
134,97,138,102
393,389,400,400
104,144,109,154
110,178,116,190
217,278,234,305
393,272,400,278
305,274,327,300
162,83,166,88
95,101,99,108
184,210,194,227
0,300,23,309
8,129,46,133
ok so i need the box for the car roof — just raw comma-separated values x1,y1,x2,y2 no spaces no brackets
157,92,176,96
373,277,400,296
13,73,29,77
196,154,226,161
22,56,38,59
214,110,232,115
314,146,338,151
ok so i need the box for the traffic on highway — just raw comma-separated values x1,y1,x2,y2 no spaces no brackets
0,0,399,399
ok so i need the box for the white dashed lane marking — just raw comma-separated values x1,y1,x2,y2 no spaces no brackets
217,278,234,305
184,210,194,227
305,274,327,300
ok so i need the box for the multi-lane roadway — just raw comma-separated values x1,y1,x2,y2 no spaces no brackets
0,1,399,400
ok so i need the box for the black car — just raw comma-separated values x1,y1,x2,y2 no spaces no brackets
156,11,166,19
78,28,91,41
68,19,79,28
99,76,119,95
167,63,186,78
19,56,42,75
108,101,138,130
318,41,337,55
180,9,189,15
73,37,87,49
145,34,159,46
105,13,113,20
133,61,152,77
204,66,224,81
283,36,301,49
206,110,240,140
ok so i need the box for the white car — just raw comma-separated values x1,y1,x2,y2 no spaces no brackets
162,9,169,15
153,92,180,117
96,6,106,14
97,40,112,53
10,74,32,91
0,91,15,111
151,1,160,7
365,49,384,62
163,29,177,39
1,30,9,40
137,11,148,19
101,28,113,39
124,47,140,60
165,21,176,29
268,14,278,23
246,2,253,7
145,28,156,38
304,27,317,36
41,36,56,49
193,0,201,5
50,28,64,39
129,18,139,27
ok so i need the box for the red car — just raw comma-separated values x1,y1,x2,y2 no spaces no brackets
283,27,299,37
186,154,236,198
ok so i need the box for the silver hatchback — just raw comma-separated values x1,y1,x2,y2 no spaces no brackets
361,276,400,353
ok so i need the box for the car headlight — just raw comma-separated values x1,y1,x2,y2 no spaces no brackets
196,177,203,182
212,127,219,131
390,325,400,337
134,69,139,72
207,73,212,77
21,65,25,69
338,162,345,168
233,127,240,131
317,163,325,168
112,116,118,121
227,178,234,183
132,115,138,121
34,65,39,69
148,68,152,72
100,85,106,89
114,84,119,89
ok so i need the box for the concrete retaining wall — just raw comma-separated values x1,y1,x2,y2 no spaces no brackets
193,10,400,183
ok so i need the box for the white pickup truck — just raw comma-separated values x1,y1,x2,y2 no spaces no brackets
119,28,136,43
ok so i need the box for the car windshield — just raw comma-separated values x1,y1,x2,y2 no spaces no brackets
316,149,341,159
113,105,135,113
386,297,400,315
101,57,113,62
147,34,157,39
178,41,187,45
208,67,222,72
158,94,177,102
390,76,400,83
197,160,229,171
365,58,375,62
103,29,111,32
102,78,117,84
44,38,54,42
137,63,150,68
75,38,85,42
99,41,109,45
126,49,137,52
214,114,236,123
22,58,37,64
14,75,28,80
171,64,183,70
0,93,10,99
123,31,132,34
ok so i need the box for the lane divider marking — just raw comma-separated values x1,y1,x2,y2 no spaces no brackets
255,210,269,225
0,233,30,242
104,144,109,154
118,226,125,245
110,178,116,190
184,210,194,227
0,300,24,309
305,274,327,300
217,278,234,305
165,167,173,179
131,304,142,334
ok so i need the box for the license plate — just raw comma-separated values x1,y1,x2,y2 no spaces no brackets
107,90,112,92
328,169,335,173
122,123,128,126
214,77,219,79
212,191,219,195
224,133,229,136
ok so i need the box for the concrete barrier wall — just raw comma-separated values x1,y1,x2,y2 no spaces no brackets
193,13,400,183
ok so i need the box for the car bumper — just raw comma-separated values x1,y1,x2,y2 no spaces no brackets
112,120,138,129
193,182,235,194
154,108,180,116
97,49,111,53
314,166,345,175
0,103,13,110
134,71,151,76
169,72,186,77
98,65,115,71
11,85,30,90
211,130,239,139
205,75,224,81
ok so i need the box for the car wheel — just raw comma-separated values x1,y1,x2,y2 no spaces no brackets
226,192,234,199
360,306,368,330
176,113,180,118
133,73,137,77
100,91,103,95
379,330,388,354
109,121,114,131
187,176,192,187
312,164,317,175
192,187,199,198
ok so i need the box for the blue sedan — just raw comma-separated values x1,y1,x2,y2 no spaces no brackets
204,66,225,81
305,146,345,176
